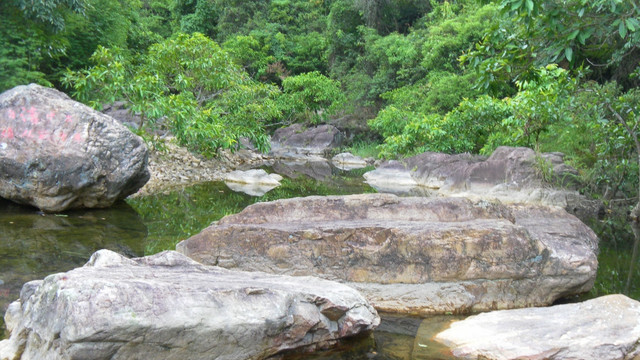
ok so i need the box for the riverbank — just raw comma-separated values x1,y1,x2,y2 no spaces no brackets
131,138,271,197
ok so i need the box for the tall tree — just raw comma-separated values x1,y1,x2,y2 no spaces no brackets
0,0,87,91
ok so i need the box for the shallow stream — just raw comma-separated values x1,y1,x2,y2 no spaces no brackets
1,162,638,359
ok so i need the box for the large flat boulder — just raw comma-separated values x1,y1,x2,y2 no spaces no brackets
0,250,379,360
177,193,599,315
435,294,640,360
0,84,149,212
364,147,600,219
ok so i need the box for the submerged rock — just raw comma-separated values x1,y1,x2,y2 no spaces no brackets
0,250,379,360
177,193,599,315
0,84,149,212
364,147,600,219
435,294,640,360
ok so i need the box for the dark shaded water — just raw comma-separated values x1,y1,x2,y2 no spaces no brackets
1,164,638,359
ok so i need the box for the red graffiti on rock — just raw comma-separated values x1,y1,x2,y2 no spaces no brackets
1,107,85,144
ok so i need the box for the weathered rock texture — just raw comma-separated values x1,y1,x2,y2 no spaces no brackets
0,250,379,360
270,124,343,158
364,147,600,219
0,84,149,212
177,193,599,315
435,294,640,360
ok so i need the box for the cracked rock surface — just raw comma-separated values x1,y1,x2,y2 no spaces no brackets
0,250,379,360
177,193,599,315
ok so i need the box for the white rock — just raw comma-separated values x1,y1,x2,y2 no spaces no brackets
332,153,368,171
0,250,379,360
435,294,640,360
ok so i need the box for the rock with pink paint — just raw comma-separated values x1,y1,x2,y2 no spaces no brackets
0,84,149,212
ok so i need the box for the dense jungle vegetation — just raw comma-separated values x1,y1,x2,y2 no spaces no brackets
3,0,640,218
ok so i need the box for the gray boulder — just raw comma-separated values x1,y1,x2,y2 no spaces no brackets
0,84,149,212
364,147,600,219
0,250,379,360
270,124,343,158
177,193,599,315
435,294,640,360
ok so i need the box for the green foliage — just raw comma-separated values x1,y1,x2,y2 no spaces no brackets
223,35,274,79
372,64,575,158
63,33,280,156
0,0,87,91
371,94,509,158
482,64,578,153
354,0,431,35
466,0,640,90
280,71,345,124
173,0,218,38
4,0,87,33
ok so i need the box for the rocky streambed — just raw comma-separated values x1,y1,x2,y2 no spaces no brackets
2,85,640,359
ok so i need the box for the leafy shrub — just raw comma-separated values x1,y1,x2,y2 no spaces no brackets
63,33,280,156
279,71,345,124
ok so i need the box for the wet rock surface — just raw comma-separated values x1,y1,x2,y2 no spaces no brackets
0,250,379,360
177,193,599,315
0,84,149,212
435,294,640,360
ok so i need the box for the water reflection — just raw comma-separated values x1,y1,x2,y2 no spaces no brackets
280,314,462,360
2,164,640,357
0,199,147,333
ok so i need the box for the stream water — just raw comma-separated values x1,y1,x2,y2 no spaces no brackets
1,161,638,359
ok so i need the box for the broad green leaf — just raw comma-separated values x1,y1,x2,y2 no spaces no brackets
568,29,580,40
525,0,534,13
564,47,573,62
620,20,628,38
511,0,523,11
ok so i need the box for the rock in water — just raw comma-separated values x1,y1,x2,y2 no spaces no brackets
177,193,599,315
434,294,640,360
0,250,379,360
0,84,149,212
223,169,282,196
364,147,600,220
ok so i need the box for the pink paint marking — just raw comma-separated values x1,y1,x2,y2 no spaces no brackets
21,129,33,138
1,128,14,139
38,130,49,140
72,133,84,143
65,114,73,123
27,107,38,125
46,111,56,122
59,132,68,142
7,109,16,120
